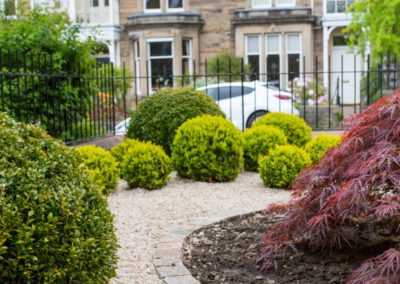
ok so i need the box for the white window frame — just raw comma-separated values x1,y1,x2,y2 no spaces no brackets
167,0,184,12
144,0,161,13
276,0,296,7
245,35,262,77
147,38,174,93
265,34,282,86
285,33,302,85
182,38,193,77
251,0,271,9
325,0,355,15
1,0,18,17
134,41,141,95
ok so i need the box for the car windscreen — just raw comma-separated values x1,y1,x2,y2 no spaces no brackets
204,86,254,101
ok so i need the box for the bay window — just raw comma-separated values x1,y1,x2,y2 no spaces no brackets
286,33,301,82
134,41,141,95
252,0,271,8
145,0,161,12
246,35,261,80
276,0,295,7
327,0,355,14
167,0,183,11
182,39,193,83
266,34,280,86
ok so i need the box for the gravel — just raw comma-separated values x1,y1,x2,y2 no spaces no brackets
107,171,291,284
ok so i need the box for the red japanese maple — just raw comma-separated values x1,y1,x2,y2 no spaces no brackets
260,91,400,283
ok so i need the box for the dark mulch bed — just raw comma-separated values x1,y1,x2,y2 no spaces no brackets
182,211,378,284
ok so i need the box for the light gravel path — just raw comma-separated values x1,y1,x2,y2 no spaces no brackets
108,171,291,284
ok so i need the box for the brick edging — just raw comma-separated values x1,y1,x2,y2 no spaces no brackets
153,208,264,284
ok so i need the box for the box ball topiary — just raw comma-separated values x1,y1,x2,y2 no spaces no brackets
172,115,243,182
258,145,311,188
121,142,172,190
110,138,141,164
305,134,341,164
76,145,120,194
0,112,117,283
243,125,287,171
254,112,312,147
127,87,224,155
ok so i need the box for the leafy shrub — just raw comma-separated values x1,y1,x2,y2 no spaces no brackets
127,87,224,155
305,134,341,164
111,138,141,164
76,145,119,194
121,142,172,190
254,112,312,147
172,115,243,182
0,112,117,282
260,92,400,283
258,145,311,188
243,125,287,171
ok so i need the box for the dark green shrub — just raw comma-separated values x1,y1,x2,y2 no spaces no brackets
127,87,224,155
243,125,287,171
254,112,312,147
0,112,117,283
121,142,172,190
258,145,311,188
172,115,243,182
111,138,141,164
76,145,120,194
305,134,341,164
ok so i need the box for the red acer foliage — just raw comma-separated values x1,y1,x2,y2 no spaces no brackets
260,91,400,283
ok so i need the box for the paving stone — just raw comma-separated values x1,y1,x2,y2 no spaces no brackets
153,258,181,268
163,275,200,284
154,249,181,260
157,265,191,278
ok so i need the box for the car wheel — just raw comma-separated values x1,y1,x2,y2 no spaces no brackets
246,110,269,128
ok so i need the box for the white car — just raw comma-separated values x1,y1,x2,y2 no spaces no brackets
197,81,299,130
114,117,131,135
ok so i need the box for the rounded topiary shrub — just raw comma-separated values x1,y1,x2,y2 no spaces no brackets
127,87,224,155
254,112,312,147
305,134,341,164
259,145,311,188
111,138,140,164
121,142,172,190
0,112,117,283
172,115,243,182
243,125,287,171
76,145,120,194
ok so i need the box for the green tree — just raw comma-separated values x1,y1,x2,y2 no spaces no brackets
345,0,400,58
0,6,98,139
207,51,252,81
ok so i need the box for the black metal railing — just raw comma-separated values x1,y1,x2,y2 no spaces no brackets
0,50,126,144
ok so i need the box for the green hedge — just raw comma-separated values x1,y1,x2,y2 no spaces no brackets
254,112,312,147
111,138,141,165
127,87,224,155
259,145,311,188
243,125,287,171
121,142,172,190
76,145,120,194
0,112,117,283
305,134,341,164
172,115,243,182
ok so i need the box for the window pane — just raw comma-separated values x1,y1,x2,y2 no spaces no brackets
168,0,182,9
276,0,294,6
149,42,172,57
204,88,218,100
105,0,109,6
92,0,99,7
248,55,260,81
146,0,160,9
247,36,260,54
333,35,348,46
287,34,300,53
252,0,271,7
337,0,346,12
327,0,335,13
288,54,300,81
182,39,191,57
4,0,16,15
231,87,254,98
151,58,173,90
266,35,279,54
267,55,280,84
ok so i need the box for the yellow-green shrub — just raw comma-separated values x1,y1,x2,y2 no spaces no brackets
254,112,312,147
172,115,243,182
259,145,311,188
111,138,141,164
305,134,341,164
76,145,119,194
243,125,287,171
121,142,172,190
0,112,117,282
